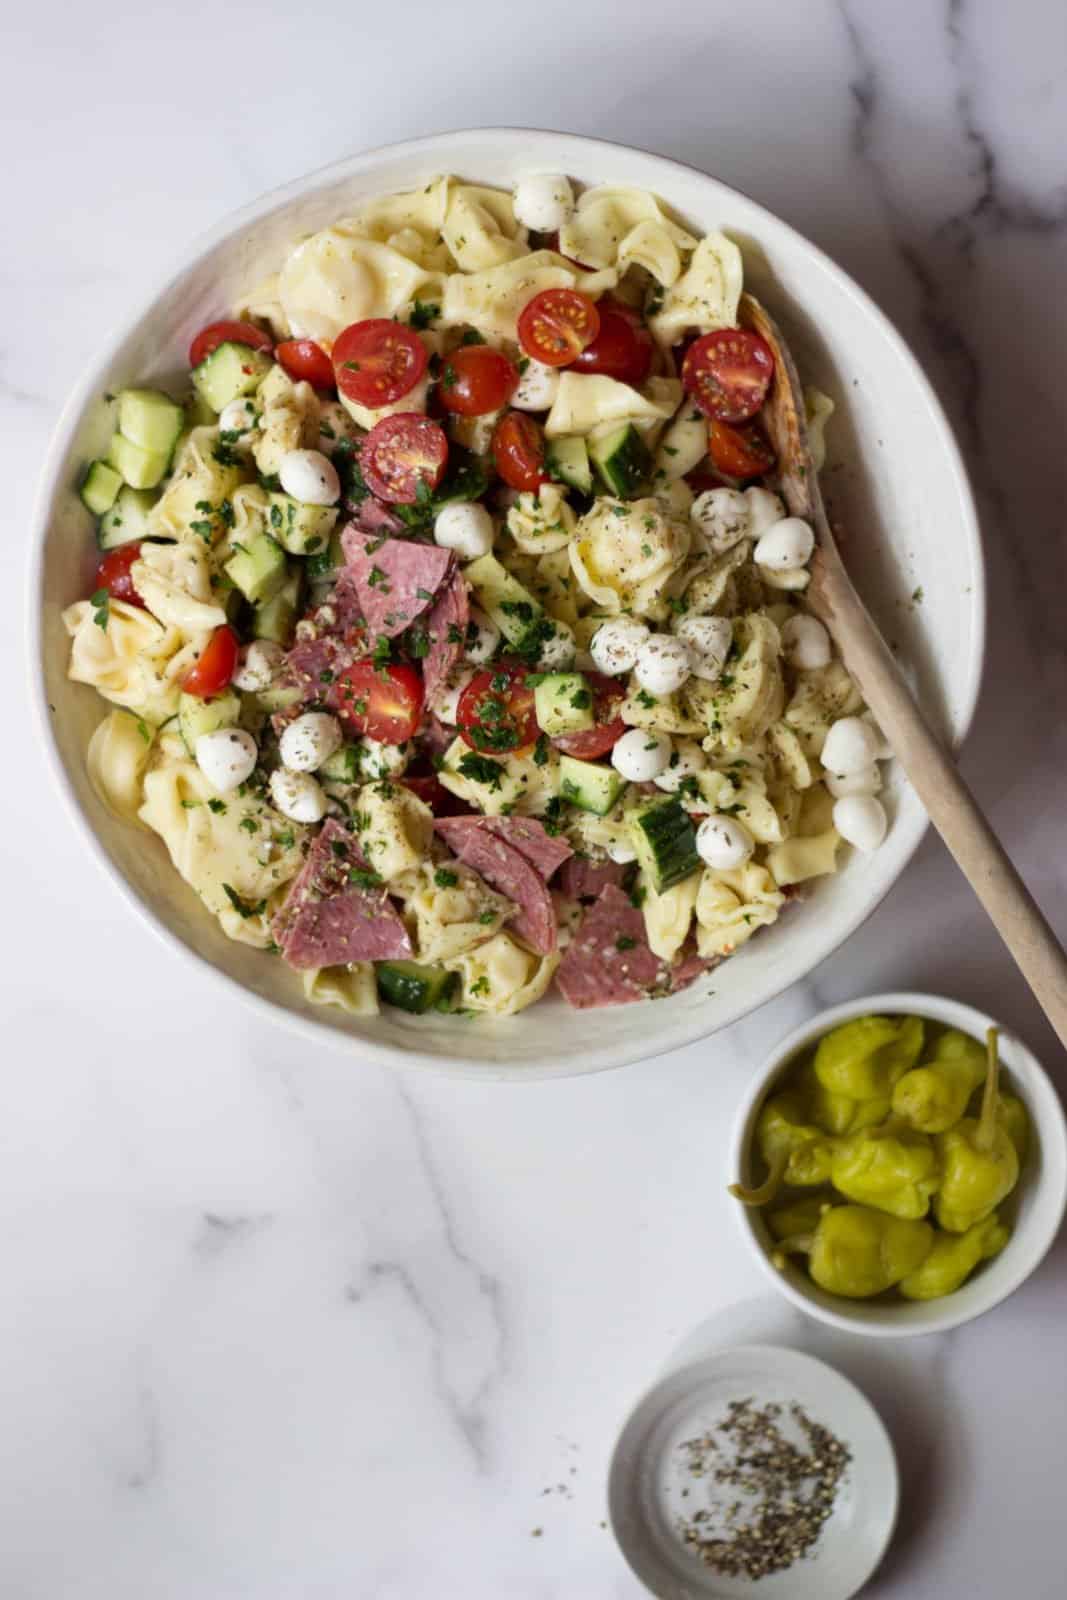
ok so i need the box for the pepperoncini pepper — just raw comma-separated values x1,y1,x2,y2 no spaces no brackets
813,1014,925,1102
765,1194,834,1241
934,1028,1019,1233
776,1203,934,1298
830,1119,940,1220
898,1212,1010,1300
997,1093,1030,1161
796,1059,891,1138
730,1092,837,1206
891,1029,987,1133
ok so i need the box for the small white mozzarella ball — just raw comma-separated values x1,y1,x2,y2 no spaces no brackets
862,713,893,761
606,839,638,865
537,620,577,671
358,737,411,780
195,728,257,793
612,729,673,783
433,501,494,561
744,486,787,539
279,711,343,773
464,604,500,664
691,488,752,554
278,448,341,506
674,614,732,683
231,639,285,693
696,813,755,871
754,516,815,571
513,173,574,233
269,767,327,824
590,617,650,677
428,665,476,725
781,613,831,672
511,359,560,412
822,715,880,777
833,794,888,853
635,633,692,696
826,764,883,799
218,397,259,443
654,738,708,793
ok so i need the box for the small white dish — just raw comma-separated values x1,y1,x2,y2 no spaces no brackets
608,1343,898,1599
729,992,1067,1337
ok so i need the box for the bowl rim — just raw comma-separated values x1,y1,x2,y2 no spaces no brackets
26,128,987,1078
728,990,1067,1336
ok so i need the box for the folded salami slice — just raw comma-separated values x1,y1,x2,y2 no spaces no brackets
341,526,454,639
555,884,714,1008
557,856,627,903
274,818,413,969
348,496,406,538
421,571,469,705
435,815,572,880
434,817,561,954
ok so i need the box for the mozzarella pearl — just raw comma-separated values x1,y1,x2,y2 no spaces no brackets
278,448,341,506
674,614,732,683
822,715,880,777
231,639,285,692
744,486,787,538
612,729,673,783
428,666,476,725
691,488,751,553
590,617,650,677
754,516,815,571
195,728,258,793
606,839,638,864
511,359,560,412
696,814,755,871
464,604,500,665
513,173,574,234
279,711,343,773
654,738,708,793
358,737,411,780
218,397,259,443
269,767,327,824
635,633,692,696
781,614,831,671
826,764,883,799
833,794,888,853
537,620,577,671
433,502,494,561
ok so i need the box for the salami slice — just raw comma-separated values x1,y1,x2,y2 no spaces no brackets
341,526,454,639
558,856,628,903
434,815,572,882
434,817,558,954
348,495,406,538
421,571,469,705
274,818,413,969
555,884,714,1008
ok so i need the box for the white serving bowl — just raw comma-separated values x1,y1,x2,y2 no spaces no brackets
30,130,985,1079
729,993,1067,1336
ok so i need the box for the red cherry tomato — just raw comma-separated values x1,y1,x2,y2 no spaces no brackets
439,345,519,417
332,319,427,408
276,338,335,390
706,417,776,480
183,625,240,698
93,541,145,609
682,329,775,423
517,289,600,367
491,411,548,492
189,320,272,368
573,299,654,386
457,664,539,754
360,414,449,504
552,674,627,760
331,661,425,744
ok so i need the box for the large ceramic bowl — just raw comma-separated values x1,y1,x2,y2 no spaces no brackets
30,129,985,1079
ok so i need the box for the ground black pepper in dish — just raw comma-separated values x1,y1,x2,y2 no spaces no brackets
675,1397,850,1579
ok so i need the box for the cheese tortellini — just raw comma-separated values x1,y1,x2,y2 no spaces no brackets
695,862,786,958
130,540,227,636
571,497,690,615
87,709,154,825
444,933,559,1016
506,483,576,555
403,861,511,961
63,598,199,723
301,965,380,1016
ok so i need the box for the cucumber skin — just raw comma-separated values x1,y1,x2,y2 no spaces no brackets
589,423,651,498
629,798,700,890
377,962,457,1014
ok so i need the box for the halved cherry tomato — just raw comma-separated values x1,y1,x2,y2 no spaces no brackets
331,660,425,743
360,413,449,504
491,411,547,492
439,345,519,417
682,330,775,423
573,299,654,386
706,417,776,480
93,541,144,609
457,664,538,754
553,673,626,760
189,320,272,368
332,319,427,408
183,625,239,698
517,289,600,367
276,339,335,390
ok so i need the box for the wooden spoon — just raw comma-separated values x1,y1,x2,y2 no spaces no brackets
740,292,1067,1050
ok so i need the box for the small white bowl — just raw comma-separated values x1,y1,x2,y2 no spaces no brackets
729,992,1067,1337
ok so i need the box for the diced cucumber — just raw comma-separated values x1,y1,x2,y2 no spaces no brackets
546,434,592,494
185,390,218,429
192,342,274,413
319,743,364,783
534,673,594,737
589,422,651,498
80,460,123,517
305,528,346,582
268,493,339,557
254,683,302,714
463,552,546,650
116,388,184,454
558,754,624,815
107,432,171,490
654,408,708,482
225,533,289,604
253,569,303,646
626,796,700,890
376,960,459,1014
97,485,157,549
178,688,242,754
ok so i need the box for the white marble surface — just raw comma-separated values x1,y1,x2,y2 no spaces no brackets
6,1,1067,1595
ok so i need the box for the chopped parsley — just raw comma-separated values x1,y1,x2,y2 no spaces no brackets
478,911,497,925
207,798,228,815
409,299,440,330
434,868,459,888
90,588,109,630
456,752,504,789
616,936,637,951
532,733,550,767
348,867,384,891
222,884,266,919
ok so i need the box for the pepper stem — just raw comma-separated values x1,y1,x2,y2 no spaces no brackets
976,1026,1001,1153
729,1149,788,1208
770,1230,815,1271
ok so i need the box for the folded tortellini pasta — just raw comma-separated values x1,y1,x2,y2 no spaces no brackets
444,933,559,1016
402,861,512,962
545,374,682,440
277,224,441,344
558,185,697,275
130,540,228,637
506,483,576,555
301,964,380,1016
87,709,155,825
253,364,321,477
147,425,248,541
64,598,200,724
695,862,786,958
649,232,744,345
571,496,690,615
641,869,701,962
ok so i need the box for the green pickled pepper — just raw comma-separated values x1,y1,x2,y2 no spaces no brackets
898,1213,1010,1301
997,1094,1030,1161
813,1014,925,1102
765,1195,834,1241
830,1120,941,1220
892,1029,987,1133
934,1028,1019,1233
776,1203,934,1298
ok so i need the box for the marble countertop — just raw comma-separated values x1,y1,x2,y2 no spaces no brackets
5,0,1067,1595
